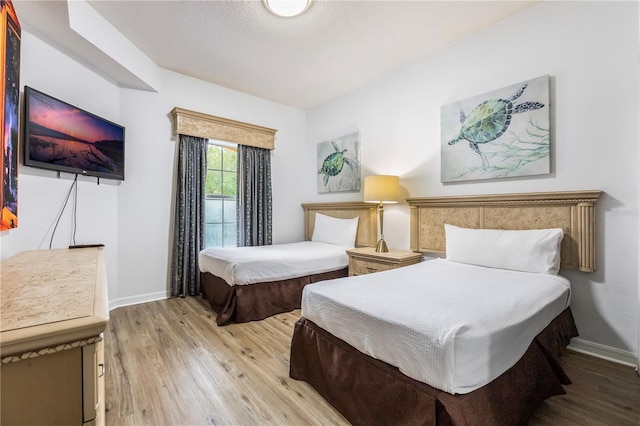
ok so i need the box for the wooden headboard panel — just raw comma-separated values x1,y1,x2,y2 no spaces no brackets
407,191,602,272
302,202,378,248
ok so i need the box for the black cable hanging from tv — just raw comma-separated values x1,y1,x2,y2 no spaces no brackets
72,175,78,245
48,174,78,249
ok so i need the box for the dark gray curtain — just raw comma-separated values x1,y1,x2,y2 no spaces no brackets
237,145,272,247
170,135,207,297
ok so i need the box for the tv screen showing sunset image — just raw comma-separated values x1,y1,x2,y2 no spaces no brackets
24,86,125,180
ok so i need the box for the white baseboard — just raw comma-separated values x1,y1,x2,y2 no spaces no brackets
109,291,167,311
568,338,638,369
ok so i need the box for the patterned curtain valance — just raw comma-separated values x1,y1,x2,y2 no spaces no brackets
171,107,276,150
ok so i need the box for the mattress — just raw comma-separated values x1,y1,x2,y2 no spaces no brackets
301,258,571,394
198,241,350,286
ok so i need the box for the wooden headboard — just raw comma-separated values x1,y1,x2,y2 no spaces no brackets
302,202,378,248
407,191,602,272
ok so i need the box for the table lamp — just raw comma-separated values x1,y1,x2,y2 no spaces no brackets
364,175,400,252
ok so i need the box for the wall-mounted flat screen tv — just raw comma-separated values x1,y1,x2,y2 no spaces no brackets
23,86,125,180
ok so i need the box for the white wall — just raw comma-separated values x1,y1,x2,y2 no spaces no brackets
304,1,639,362
0,30,307,310
637,0,640,372
0,32,121,301
114,69,306,307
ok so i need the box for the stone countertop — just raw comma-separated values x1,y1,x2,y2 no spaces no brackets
0,248,108,357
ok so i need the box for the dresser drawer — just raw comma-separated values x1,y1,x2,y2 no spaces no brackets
347,247,423,276
350,258,395,275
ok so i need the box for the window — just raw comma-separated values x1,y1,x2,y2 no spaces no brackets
205,141,237,248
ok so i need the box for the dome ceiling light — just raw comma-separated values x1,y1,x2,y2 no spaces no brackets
264,0,311,17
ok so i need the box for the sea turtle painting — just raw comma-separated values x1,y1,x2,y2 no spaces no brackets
447,83,545,169
318,141,357,186
316,133,361,193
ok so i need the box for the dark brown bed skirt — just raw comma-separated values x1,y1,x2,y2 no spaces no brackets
289,308,578,426
200,268,348,326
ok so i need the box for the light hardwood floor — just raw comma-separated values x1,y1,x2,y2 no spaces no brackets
105,297,640,425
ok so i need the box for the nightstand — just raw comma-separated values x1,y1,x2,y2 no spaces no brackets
346,247,422,276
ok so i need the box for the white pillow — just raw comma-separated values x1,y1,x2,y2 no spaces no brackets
311,213,359,247
444,224,564,275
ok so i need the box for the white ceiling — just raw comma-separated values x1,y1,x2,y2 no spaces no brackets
13,0,540,109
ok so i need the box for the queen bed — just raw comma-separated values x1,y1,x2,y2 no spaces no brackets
289,190,601,426
199,202,377,325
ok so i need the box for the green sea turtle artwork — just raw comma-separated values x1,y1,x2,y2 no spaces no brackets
316,133,361,193
318,141,357,186
447,83,545,169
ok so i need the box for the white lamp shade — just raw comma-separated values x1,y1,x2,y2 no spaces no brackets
363,175,400,204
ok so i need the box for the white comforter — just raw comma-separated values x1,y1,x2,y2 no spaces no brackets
301,258,571,394
198,241,350,286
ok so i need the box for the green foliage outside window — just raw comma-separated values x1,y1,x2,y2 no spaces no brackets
205,144,237,196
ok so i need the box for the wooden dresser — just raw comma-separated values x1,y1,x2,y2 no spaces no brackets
0,247,109,425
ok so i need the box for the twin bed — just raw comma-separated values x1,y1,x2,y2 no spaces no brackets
198,190,601,425
198,202,377,325
289,190,601,426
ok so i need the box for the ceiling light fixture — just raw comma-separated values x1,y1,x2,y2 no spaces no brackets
264,0,311,17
